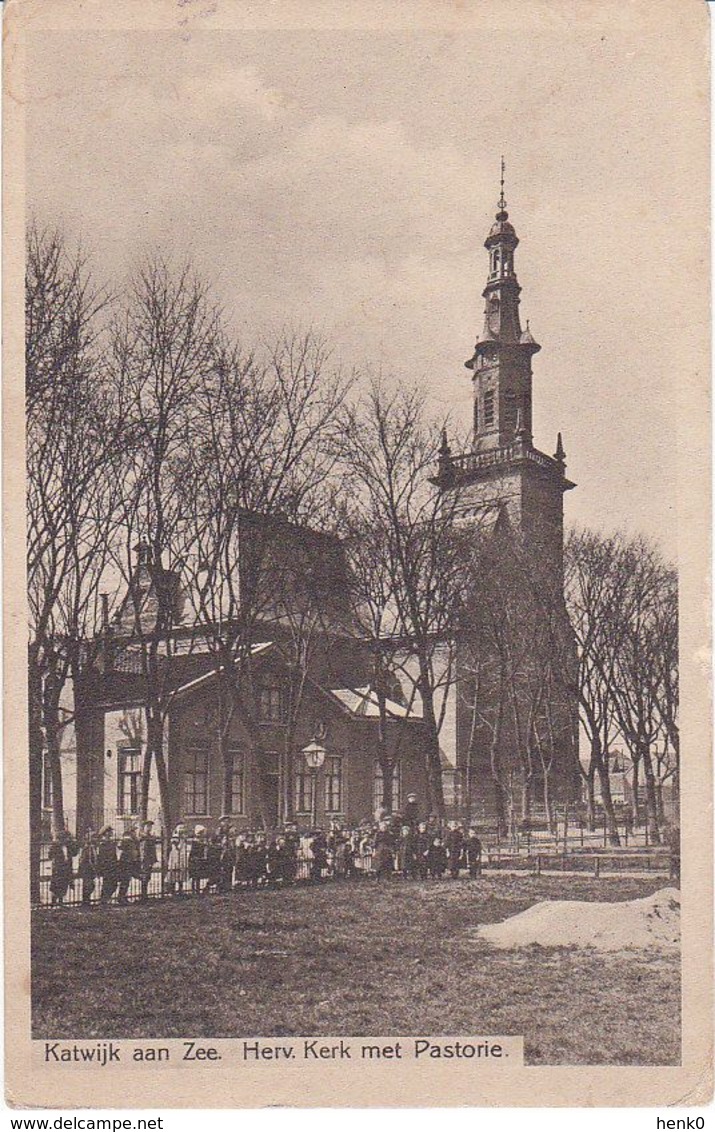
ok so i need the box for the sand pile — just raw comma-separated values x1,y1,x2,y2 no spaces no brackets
476,887,680,952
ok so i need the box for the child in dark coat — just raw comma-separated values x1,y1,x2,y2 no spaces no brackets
49,831,78,905
372,822,395,881
465,828,483,878
398,825,418,879
97,826,119,903
138,820,158,902
117,826,141,905
427,836,448,879
445,822,465,879
416,822,431,880
188,826,208,895
78,830,98,906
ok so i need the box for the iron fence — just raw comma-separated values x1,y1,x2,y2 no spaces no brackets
34,838,676,908
36,842,377,907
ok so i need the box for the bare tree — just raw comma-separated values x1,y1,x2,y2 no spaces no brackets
460,528,576,837
177,332,350,825
106,255,224,835
339,381,463,816
609,537,673,843
26,224,117,869
650,568,679,805
339,511,420,814
565,529,677,844
564,530,624,844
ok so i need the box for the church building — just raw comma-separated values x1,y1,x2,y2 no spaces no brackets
433,169,581,829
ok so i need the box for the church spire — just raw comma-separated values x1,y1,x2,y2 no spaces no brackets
480,160,522,343
498,154,506,213
463,165,543,451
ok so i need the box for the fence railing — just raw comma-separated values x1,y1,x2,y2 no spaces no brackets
34,838,676,908
36,842,377,907
486,847,673,878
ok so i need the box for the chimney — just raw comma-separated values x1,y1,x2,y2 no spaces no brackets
134,541,151,567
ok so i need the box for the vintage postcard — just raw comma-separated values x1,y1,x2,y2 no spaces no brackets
3,0,712,1111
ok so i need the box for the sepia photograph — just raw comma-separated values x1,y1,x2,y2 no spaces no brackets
4,0,712,1110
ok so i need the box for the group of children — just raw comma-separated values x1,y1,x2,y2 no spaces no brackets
45,807,485,906
47,821,160,906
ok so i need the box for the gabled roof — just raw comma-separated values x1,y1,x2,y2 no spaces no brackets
171,642,275,699
328,686,423,721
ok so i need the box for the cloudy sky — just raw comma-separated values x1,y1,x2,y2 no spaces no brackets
25,2,708,560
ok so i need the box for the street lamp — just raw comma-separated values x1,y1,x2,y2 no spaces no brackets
302,740,326,829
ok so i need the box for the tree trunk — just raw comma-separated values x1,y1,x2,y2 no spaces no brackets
44,697,66,836
154,741,172,847
140,747,152,824
28,651,44,903
489,677,507,836
222,744,234,818
72,650,98,838
543,774,555,834
420,684,445,818
282,741,294,824
380,758,395,813
671,737,680,804
595,758,621,846
375,670,394,814
520,775,532,824
463,673,481,827
655,780,664,824
641,746,661,844
585,768,596,831
144,711,164,828
631,755,641,826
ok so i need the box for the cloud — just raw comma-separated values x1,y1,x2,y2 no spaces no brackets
161,65,294,124
24,22,704,559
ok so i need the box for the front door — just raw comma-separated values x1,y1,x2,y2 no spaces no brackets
261,773,279,830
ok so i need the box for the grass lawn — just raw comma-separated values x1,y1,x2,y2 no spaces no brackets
32,874,680,1065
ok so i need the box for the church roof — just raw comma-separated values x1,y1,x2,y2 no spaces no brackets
329,686,423,721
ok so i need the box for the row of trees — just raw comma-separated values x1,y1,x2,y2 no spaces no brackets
26,224,678,855
565,530,678,845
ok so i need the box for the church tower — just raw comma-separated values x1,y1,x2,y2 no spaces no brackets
436,162,575,582
436,165,580,827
